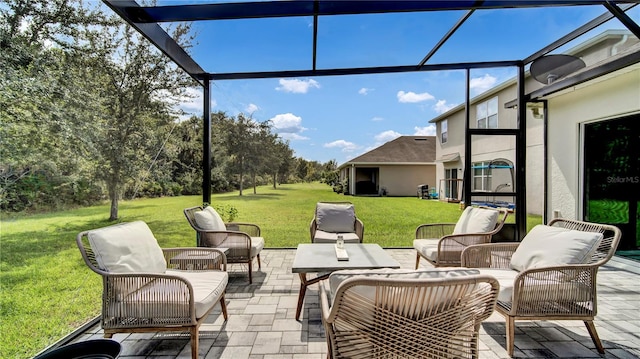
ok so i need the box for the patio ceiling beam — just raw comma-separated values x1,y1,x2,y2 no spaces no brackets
417,9,475,69
603,1,640,39
126,1,636,23
524,2,637,64
102,0,206,84
206,60,521,81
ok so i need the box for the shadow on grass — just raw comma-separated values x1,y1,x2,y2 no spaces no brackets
213,193,285,201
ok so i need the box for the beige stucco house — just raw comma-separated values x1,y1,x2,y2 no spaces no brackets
337,136,436,197
429,30,639,251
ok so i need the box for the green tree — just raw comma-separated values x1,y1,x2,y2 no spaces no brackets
0,0,112,210
84,22,195,220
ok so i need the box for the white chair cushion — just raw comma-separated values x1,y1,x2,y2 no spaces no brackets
112,270,228,319
313,230,360,243
194,207,226,231
509,225,603,272
329,267,481,301
413,238,440,262
250,237,265,257
167,270,228,318
88,221,166,273
477,268,592,303
316,203,356,233
453,206,499,235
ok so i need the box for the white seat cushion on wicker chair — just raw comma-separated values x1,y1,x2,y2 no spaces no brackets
313,230,360,244
88,221,167,274
510,225,603,272
111,270,228,319
316,202,356,233
250,237,265,257
453,206,499,235
412,238,441,261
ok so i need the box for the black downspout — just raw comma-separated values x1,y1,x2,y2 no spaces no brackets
463,69,471,209
203,78,212,206
516,64,527,240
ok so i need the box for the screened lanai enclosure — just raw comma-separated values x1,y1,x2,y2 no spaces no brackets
103,0,640,245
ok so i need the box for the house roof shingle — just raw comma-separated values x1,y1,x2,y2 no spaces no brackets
340,136,436,168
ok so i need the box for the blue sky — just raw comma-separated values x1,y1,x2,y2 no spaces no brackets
166,2,638,164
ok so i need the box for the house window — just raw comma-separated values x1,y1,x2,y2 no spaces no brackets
476,97,498,129
472,161,492,191
441,120,448,143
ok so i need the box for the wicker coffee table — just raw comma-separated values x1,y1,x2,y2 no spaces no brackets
291,243,400,320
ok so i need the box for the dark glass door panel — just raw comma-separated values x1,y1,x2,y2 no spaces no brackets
584,114,639,257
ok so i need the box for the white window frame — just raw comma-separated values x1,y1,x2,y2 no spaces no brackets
441,119,448,144
472,161,492,191
476,97,498,129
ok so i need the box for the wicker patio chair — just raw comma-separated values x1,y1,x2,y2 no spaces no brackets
414,206,509,268
76,221,229,359
184,205,264,284
461,218,622,356
310,202,364,244
320,268,499,359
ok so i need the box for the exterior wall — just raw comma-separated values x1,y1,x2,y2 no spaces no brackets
434,78,545,215
546,65,640,220
378,165,436,197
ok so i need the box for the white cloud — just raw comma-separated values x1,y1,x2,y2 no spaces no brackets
276,78,320,93
414,125,436,136
433,99,456,114
280,133,310,141
397,90,435,103
470,74,497,92
269,113,308,140
245,103,259,114
375,130,402,143
371,116,384,122
324,140,359,152
358,87,373,95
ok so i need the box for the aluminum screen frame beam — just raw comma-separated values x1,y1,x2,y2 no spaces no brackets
102,0,206,84
126,1,637,23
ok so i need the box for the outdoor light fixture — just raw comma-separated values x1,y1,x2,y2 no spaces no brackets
527,102,545,119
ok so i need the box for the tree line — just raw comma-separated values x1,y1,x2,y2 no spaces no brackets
0,1,338,219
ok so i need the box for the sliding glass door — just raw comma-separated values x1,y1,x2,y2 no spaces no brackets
583,114,639,258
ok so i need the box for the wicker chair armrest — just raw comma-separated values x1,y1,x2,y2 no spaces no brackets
102,273,199,323
355,218,364,242
511,265,598,314
461,243,520,268
162,247,227,271
198,230,251,247
440,232,493,247
225,222,261,237
320,280,332,321
309,219,317,242
415,223,456,239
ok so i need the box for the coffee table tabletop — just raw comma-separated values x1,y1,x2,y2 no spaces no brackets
291,243,400,320
292,243,400,273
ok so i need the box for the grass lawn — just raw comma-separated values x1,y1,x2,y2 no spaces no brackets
0,182,540,358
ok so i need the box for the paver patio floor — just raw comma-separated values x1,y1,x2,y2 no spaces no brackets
71,248,640,358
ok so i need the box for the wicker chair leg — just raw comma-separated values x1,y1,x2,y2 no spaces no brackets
584,320,605,353
506,316,515,357
257,254,261,269
190,327,199,359
415,252,421,269
220,294,228,321
248,261,253,284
